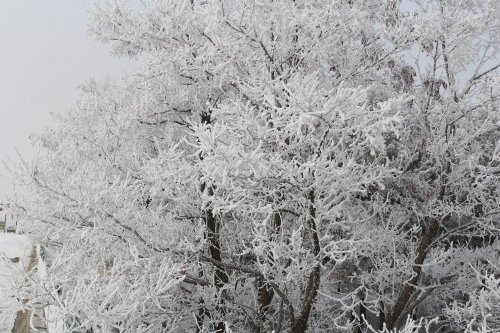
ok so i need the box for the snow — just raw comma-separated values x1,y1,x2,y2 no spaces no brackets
37,245,65,333
0,234,32,333
0,211,18,233
46,305,65,333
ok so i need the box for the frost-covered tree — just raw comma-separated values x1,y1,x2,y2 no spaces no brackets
11,0,500,332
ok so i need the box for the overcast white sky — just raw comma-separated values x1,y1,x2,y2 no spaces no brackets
0,1,137,200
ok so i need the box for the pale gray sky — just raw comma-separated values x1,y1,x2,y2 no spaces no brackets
0,1,137,200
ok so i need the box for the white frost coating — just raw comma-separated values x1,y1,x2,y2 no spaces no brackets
0,234,31,333
10,0,500,332
45,305,65,333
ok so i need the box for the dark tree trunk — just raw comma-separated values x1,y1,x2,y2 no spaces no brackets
257,277,275,331
255,209,282,331
385,219,440,330
379,301,386,332
291,189,321,333
200,110,228,333
357,300,366,333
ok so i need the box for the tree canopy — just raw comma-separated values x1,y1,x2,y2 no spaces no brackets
12,0,500,332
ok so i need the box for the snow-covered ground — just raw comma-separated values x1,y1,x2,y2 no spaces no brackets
0,233,32,333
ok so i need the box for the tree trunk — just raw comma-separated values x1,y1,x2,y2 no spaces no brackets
292,189,321,333
385,219,440,330
257,208,281,330
200,110,228,333
203,194,228,333
379,301,386,332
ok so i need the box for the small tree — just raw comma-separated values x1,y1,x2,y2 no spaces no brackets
13,1,500,332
